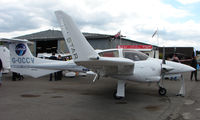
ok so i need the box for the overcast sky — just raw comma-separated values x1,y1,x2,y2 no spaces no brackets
1,0,200,50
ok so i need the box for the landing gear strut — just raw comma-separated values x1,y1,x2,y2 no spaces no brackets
113,80,126,100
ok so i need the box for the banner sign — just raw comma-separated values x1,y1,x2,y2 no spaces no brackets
117,45,153,49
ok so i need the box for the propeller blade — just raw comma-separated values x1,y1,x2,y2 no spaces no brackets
162,47,166,64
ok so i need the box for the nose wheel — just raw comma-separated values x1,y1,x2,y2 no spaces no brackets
158,87,167,96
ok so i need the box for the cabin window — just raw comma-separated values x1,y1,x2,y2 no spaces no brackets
123,50,148,61
99,50,119,57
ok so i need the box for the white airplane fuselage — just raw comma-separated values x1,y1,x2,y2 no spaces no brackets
98,49,194,83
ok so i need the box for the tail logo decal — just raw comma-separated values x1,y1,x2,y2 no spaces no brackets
15,43,26,56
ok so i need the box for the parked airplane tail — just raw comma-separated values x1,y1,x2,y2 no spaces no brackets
55,10,99,62
0,46,10,73
0,38,59,78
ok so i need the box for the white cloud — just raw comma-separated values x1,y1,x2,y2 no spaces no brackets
176,0,200,4
0,0,200,50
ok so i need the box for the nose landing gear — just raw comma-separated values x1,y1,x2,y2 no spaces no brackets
158,87,167,96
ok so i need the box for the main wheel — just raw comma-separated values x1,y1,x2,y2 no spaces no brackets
159,87,167,96
113,91,124,100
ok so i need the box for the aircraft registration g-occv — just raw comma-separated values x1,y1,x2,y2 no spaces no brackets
0,38,88,78
55,10,195,99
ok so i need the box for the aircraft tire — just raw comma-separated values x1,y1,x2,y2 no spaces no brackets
113,91,124,100
159,87,167,96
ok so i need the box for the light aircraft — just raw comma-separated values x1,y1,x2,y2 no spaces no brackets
0,38,87,78
55,10,195,99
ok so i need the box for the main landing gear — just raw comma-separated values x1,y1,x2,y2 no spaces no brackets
113,80,126,100
113,79,168,99
113,91,124,100
113,74,185,99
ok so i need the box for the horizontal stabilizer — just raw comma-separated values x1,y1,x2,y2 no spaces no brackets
0,38,33,44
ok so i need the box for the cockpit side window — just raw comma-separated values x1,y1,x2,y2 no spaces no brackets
99,50,119,57
123,50,148,61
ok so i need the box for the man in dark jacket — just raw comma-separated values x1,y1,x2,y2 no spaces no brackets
0,58,3,86
191,56,198,81
49,52,57,81
56,55,63,80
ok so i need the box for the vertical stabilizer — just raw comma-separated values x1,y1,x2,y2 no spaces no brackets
9,41,35,67
55,10,99,62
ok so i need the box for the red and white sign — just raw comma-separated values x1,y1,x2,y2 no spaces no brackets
117,45,153,49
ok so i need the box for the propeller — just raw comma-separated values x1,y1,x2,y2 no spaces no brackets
161,46,174,72
161,46,166,80
162,47,166,64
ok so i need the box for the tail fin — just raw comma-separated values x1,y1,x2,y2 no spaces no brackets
0,38,34,66
55,10,99,62
8,40,35,66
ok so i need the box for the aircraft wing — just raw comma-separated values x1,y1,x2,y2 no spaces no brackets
76,57,135,76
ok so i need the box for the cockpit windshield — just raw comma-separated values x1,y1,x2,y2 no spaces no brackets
98,50,119,57
123,50,148,61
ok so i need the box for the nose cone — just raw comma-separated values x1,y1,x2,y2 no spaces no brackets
166,61,195,74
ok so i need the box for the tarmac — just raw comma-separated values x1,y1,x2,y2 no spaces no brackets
0,72,200,120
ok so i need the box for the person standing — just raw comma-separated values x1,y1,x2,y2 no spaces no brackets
49,52,57,81
172,54,179,62
191,56,198,81
0,58,3,86
56,55,63,80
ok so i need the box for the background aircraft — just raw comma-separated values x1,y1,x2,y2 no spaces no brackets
55,10,195,99
0,46,10,73
0,38,87,78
